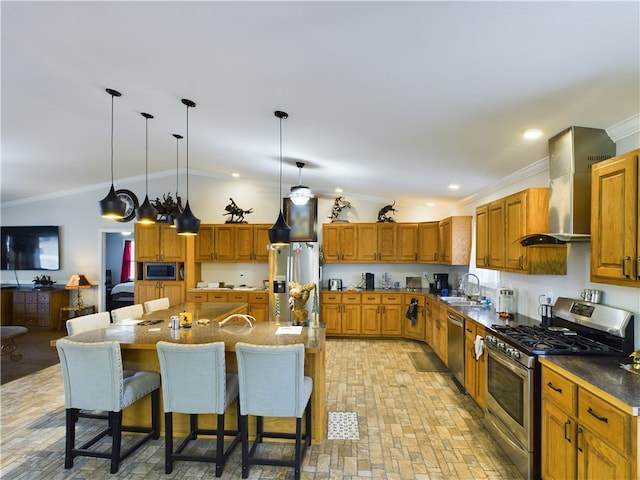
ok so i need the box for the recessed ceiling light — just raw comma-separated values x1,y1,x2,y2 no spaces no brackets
523,128,543,140
448,184,460,190
335,188,343,194
426,202,435,207
231,172,240,178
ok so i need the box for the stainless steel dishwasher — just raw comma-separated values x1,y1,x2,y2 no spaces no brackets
447,308,465,390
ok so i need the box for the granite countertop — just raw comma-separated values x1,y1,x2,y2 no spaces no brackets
539,355,640,415
59,302,325,353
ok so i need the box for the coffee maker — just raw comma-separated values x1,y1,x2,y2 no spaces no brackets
433,273,449,294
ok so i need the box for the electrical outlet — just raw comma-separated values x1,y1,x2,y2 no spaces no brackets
544,291,554,305
423,272,429,280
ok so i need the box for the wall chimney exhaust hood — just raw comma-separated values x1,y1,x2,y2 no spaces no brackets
520,126,616,246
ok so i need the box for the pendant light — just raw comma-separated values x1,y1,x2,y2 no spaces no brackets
289,161,313,205
268,110,292,244
135,112,158,224
168,133,183,228
98,88,126,219
175,98,200,236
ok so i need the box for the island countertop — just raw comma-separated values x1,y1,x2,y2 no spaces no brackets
65,302,324,353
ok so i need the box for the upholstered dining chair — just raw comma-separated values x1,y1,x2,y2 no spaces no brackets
235,342,312,480
56,339,160,474
143,297,170,313
66,311,111,336
156,341,241,476
110,303,144,323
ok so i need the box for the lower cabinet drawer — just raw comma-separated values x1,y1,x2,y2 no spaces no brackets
578,387,630,453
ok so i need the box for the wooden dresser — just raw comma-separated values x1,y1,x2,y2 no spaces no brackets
12,289,68,329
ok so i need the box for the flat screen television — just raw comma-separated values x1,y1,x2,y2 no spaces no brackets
1,226,60,271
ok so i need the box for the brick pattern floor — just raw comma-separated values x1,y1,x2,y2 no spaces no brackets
0,337,521,479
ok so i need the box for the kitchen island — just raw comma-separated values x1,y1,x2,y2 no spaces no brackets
58,302,327,444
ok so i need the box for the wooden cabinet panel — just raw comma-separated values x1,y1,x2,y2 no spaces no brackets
320,292,361,335
464,319,485,408
195,225,215,261
342,304,361,334
322,224,358,263
253,225,271,262
418,222,439,263
135,281,185,306
591,150,639,286
438,216,471,265
361,304,380,335
377,223,397,262
403,293,425,340
487,201,506,269
397,223,418,262
542,399,577,480
357,223,378,261
475,205,490,267
215,225,235,261
578,428,631,480
135,224,185,261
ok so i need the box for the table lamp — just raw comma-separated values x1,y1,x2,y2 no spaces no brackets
65,274,92,307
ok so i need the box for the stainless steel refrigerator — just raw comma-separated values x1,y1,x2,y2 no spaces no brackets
268,242,320,325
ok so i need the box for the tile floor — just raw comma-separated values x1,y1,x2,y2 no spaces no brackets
0,338,521,479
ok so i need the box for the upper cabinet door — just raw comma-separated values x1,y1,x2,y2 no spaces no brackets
591,149,639,286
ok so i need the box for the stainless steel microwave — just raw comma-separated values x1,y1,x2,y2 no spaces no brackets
144,262,177,281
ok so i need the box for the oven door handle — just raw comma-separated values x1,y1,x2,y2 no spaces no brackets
486,344,529,379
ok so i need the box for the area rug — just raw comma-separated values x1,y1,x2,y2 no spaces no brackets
327,411,360,440
1,329,63,384
409,347,449,372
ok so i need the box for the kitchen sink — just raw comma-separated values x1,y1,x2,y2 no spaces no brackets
439,296,481,306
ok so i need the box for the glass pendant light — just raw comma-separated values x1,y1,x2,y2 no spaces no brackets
99,88,126,219
168,133,183,227
268,110,292,244
289,161,313,205
135,112,158,224
175,98,201,236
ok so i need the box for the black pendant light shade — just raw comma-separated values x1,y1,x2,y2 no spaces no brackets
176,98,200,236
99,184,126,219
136,112,158,224
168,133,184,227
175,200,200,236
268,110,292,244
99,88,126,219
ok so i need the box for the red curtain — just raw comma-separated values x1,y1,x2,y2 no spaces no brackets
120,240,132,282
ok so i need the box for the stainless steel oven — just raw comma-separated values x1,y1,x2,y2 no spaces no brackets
483,297,634,480
484,335,537,480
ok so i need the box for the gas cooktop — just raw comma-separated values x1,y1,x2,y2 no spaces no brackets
490,324,622,355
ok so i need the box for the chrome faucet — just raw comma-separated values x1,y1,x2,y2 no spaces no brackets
459,273,481,299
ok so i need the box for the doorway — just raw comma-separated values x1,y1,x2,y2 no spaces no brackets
100,230,134,312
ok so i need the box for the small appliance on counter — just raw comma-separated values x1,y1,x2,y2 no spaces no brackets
432,273,449,294
365,273,375,290
328,279,343,291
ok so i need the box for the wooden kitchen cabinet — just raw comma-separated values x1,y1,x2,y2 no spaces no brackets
418,222,439,263
360,292,402,336
135,280,185,306
195,224,270,263
135,224,185,262
541,362,635,480
357,223,397,262
464,318,485,409
438,216,472,265
396,223,419,262
321,292,361,335
247,291,268,321
591,149,640,287
234,224,270,262
12,289,67,328
429,302,448,364
404,293,426,341
476,189,566,274
322,223,358,263
504,189,567,275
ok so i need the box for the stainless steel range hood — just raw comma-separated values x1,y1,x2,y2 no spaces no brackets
520,126,616,246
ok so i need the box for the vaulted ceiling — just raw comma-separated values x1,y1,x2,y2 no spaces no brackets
2,1,638,207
